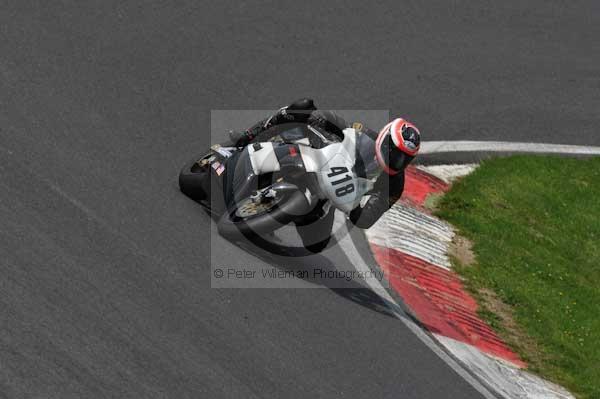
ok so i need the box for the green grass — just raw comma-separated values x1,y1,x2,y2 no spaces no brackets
435,156,600,399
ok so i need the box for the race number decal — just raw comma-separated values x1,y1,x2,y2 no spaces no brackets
327,167,355,197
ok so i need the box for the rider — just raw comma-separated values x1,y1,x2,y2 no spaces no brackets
230,98,421,229
349,116,421,228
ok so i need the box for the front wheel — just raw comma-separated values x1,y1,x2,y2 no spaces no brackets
295,206,335,253
217,189,311,240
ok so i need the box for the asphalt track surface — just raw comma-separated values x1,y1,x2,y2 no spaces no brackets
1,1,599,398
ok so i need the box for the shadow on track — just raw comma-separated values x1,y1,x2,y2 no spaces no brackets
229,229,398,319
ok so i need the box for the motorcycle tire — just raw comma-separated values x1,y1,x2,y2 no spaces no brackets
295,207,335,253
217,189,311,240
179,157,211,201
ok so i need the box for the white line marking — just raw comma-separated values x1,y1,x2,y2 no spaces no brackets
334,212,498,399
421,141,600,155
333,212,390,291
417,164,479,183
435,335,574,399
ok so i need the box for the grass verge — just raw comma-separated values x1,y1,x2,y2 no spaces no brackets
435,155,600,399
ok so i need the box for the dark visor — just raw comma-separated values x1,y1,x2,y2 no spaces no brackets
382,133,412,172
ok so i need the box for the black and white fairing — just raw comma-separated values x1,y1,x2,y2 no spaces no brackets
247,127,380,213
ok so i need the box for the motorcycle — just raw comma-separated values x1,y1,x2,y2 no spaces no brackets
178,122,374,251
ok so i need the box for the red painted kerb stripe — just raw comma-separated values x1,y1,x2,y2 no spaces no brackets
370,166,525,367
371,244,525,367
403,166,449,206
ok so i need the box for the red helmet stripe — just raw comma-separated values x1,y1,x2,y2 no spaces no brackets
390,118,405,147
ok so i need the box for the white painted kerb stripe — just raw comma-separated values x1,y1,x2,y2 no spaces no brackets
366,203,455,270
421,141,600,155
434,335,574,399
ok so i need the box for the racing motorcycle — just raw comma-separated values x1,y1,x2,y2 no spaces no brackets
178,122,374,248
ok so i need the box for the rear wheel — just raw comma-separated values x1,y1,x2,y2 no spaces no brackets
178,155,212,201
